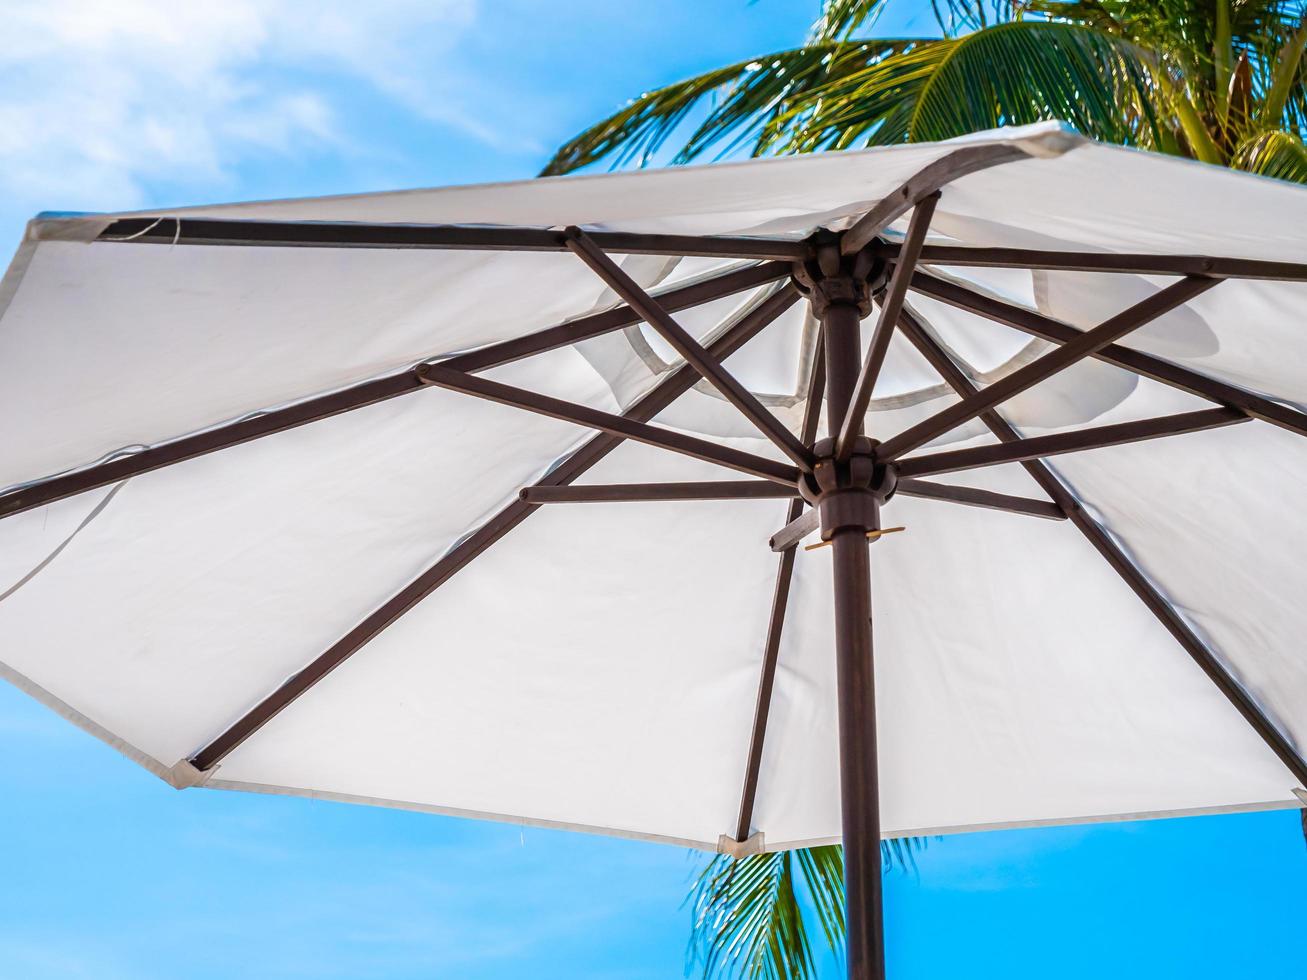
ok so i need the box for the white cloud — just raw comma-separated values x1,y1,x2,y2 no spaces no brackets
0,0,486,213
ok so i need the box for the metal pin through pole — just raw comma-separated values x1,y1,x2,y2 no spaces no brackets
803,526,906,552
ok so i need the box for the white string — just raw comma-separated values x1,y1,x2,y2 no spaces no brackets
99,216,182,243
100,217,162,241
0,483,127,603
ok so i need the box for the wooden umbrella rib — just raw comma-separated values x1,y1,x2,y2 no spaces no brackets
448,260,789,372
417,364,800,486
894,478,1067,520
835,193,939,462
895,407,1248,478
733,498,804,844
895,304,1067,491
734,333,826,842
1059,499,1307,790
769,507,822,552
519,481,797,503
876,275,1222,461
96,216,811,261
188,286,801,771
565,228,816,472
873,241,1307,282
0,261,787,523
0,372,417,522
898,307,1307,791
840,144,1030,256
910,271,1307,439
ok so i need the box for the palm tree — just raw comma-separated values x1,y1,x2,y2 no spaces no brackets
545,2,1307,977
543,0,1307,182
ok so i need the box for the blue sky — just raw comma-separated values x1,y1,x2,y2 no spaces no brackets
1,2,1305,977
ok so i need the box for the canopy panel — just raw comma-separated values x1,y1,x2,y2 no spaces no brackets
3,123,1306,851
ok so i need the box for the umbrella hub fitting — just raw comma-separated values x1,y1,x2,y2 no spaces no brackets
791,235,888,317
801,436,898,541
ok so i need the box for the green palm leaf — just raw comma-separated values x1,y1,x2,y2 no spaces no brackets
542,21,1170,174
904,21,1164,145
547,0,1307,179
809,0,894,42
687,840,927,980
1233,129,1307,180
541,40,914,175
765,21,1165,152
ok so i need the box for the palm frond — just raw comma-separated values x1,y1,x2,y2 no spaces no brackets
1233,128,1307,180
689,849,817,980
810,0,1010,41
546,2,1307,176
794,847,845,953
540,55,781,176
925,0,1011,33
540,40,912,175
1260,9,1307,124
759,39,954,152
905,21,1165,145
1214,0,1235,123
809,0,894,42
687,840,929,980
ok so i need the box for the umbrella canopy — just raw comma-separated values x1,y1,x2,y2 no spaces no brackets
3,121,1306,870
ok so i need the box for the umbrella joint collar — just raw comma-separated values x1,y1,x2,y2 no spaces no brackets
801,436,898,543
791,233,888,317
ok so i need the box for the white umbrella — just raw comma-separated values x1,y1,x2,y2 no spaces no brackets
3,121,1306,977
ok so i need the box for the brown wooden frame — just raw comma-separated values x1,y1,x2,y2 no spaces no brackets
908,270,1307,438
876,275,1222,460
98,216,810,261
189,281,802,770
895,407,1248,478
0,261,790,520
873,240,1307,281
896,306,1307,792
42,160,1307,980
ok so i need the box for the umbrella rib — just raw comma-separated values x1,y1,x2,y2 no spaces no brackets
564,228,817,473
840,143,1030,256
834,193,939,462
895,407,1248,478
733,496,804,844
519,481,797,503
417,364,799,486
899,308,1307,792
94,216,811,261
894,478,1067,520
769,507,821,552
910,270,1307,439
188,286,801,772
449,260,789,372
733,332,826,843
872,241,1307,282
876,275,1222,461
0,261,788,523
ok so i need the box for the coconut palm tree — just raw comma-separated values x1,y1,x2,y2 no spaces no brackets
546,3,1307,978
543,0,1307,182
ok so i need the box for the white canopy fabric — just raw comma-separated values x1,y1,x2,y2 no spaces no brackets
3,122,1306,852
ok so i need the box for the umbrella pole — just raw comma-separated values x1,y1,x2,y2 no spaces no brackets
817,294,886,980
831,519,883,979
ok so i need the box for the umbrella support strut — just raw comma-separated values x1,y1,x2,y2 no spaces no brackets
801,254,891,980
